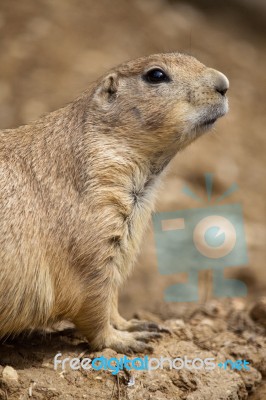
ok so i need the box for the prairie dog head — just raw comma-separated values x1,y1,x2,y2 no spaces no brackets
91,52,229,161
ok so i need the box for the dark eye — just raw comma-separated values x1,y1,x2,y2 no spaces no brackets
143,68,170,84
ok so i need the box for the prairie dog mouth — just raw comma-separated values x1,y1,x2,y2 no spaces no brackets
197,100,228,129
199,117,218,127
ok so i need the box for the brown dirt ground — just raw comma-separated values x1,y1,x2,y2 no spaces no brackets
0,0,265,399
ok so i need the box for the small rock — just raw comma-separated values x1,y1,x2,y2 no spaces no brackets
199,318,214,327
165,319,185,329
2,366,19,382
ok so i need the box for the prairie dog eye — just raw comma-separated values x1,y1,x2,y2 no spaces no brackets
143,68,170,84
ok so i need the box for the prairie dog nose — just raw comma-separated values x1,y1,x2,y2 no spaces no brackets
215,72,229,96
214,71,229,96
208,69,229,96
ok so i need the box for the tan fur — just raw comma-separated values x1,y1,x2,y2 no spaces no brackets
0,53,229,352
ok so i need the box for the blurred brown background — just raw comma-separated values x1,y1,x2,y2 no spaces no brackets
0,0,265,318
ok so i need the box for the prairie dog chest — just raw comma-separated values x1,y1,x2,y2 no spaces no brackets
84,166,161,280
128,176,157,237
113,172,160,277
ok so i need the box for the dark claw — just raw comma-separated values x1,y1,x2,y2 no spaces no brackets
128,321,171,334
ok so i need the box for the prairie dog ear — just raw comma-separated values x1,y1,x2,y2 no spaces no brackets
93,72,119,105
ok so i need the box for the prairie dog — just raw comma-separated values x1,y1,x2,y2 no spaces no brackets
0,53,229,352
